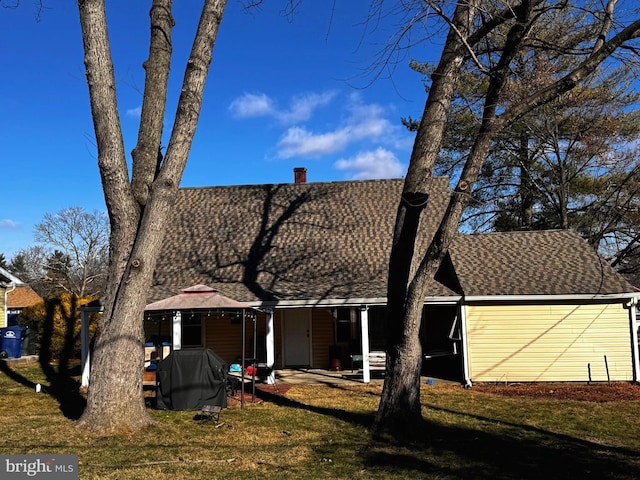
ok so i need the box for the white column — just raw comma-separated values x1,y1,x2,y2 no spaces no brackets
172,311,182,351
265,308,275,385
629,299,640,382
360,306,371,383
80,310,91,388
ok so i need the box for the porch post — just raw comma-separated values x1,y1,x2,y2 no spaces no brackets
172,310,182,351
360,305,370,383
80,308,91,388
265,308,275,385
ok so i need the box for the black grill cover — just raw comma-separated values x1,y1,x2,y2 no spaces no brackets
156,348,228,410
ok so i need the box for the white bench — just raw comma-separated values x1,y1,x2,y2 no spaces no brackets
350,351,386,372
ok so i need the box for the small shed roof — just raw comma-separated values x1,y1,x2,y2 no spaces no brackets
145,284,250,311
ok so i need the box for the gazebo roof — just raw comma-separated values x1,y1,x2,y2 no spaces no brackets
145,284,250,311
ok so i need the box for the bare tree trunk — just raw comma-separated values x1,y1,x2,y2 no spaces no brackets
372,0,482,435
75,0,227,435
372,0,640,437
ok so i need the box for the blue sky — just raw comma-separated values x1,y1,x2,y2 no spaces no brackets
1,1,441,259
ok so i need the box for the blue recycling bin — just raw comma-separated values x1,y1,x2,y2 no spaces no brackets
0,326,28,359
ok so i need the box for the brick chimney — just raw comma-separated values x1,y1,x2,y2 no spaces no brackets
294,167,307,184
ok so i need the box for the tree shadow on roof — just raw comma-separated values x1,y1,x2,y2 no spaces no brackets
158,182,385,303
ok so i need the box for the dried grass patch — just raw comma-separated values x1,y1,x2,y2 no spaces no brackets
3,363,640,479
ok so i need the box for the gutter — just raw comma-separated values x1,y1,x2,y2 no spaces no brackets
463,293,638,303
3,282,16,328
243,293,636,309
246,296,462,309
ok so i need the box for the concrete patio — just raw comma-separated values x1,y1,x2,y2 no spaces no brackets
273,368,383,386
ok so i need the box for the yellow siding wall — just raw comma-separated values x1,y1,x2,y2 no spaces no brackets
312,308,334,369
466,303,633,382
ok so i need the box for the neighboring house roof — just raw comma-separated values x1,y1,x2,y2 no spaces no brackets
150,177,635,306
150,177,454,305
7,285,43,309
448,230,635,297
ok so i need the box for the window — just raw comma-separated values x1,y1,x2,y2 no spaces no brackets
335,308,356,345
182,313,203,348
368,306,387,351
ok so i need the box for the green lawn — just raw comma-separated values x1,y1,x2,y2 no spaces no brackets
1,362,640,479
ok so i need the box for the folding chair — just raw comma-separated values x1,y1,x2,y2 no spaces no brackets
200,404,221,423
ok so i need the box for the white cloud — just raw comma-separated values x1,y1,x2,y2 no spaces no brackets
277,127,350,158
334,148,405,180
228,93,274,118
229,91,335,124
126,106,142,118
275,96,399,159
0,219,19,228
276,91,336,123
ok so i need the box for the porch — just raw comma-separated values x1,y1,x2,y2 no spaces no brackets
237,368,456,386
273,368,382,385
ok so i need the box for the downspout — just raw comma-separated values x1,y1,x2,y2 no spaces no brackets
459,302,472,387
4,282,16,328
627,297,640,383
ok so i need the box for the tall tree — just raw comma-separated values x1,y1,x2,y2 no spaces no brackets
7,208,109,298
74,0,227,434
43,250,72,298
464,71,640,235
431,39,640,282
373,0,640,436
34,207,109,297
9,246,51,296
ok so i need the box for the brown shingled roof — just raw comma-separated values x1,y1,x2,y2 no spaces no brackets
7,285,43,309
150,178,634,305
150,177,454,304
448,230,635,296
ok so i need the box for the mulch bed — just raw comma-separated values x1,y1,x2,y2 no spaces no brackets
472,382,640,402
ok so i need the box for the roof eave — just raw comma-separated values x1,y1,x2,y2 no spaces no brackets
463,292,639,302
244,292,639,308
246,296,462,309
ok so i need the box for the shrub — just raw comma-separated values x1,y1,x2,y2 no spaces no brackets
20,293,98,360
